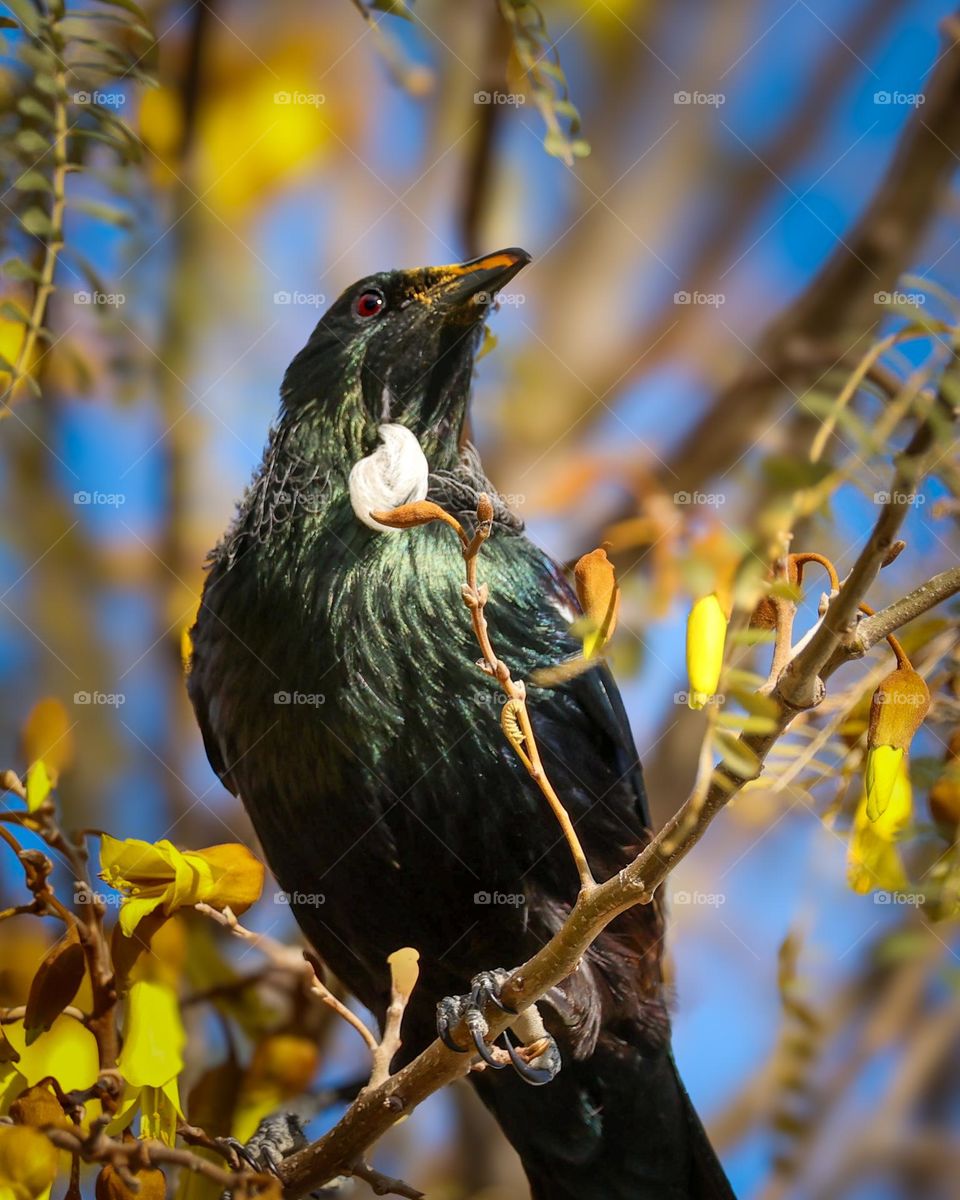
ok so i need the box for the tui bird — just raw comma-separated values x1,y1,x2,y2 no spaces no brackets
188,248,735,1200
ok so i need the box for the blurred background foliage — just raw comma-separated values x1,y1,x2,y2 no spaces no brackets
1,0,959,1197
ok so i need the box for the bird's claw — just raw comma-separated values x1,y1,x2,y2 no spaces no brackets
436,969,561,1086
503,1029,563,1086
224,1111,309,1175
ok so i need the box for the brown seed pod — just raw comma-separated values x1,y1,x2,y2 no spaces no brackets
23,923,85,1043
9,1082,69,1131
95,1162,166,1200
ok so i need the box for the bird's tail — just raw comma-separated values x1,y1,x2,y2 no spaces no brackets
475,1038,735,1200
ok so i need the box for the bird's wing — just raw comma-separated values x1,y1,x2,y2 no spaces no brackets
485,537,651,851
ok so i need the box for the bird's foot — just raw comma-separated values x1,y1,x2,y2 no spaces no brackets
224,1113,347,1194
436,968,561,1086
225,1111,309,1175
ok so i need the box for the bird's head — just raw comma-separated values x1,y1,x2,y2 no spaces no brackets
279,248,530,469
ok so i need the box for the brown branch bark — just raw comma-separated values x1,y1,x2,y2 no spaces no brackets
853,564,960,650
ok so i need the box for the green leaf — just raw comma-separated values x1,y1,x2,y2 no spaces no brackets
93,0,151,21
762,455,834,491
728,687,780,719
0,299,33,325
65,250,109,296
69,127,136,160
32,73,59,96
3,0,44,34
716,712,778,736
14,170,53,193
17,95,54,124
61,12,154,41
15,128,50,157
20,207,54,237
715,731,761,780
69,198,132,228
3,259,44,283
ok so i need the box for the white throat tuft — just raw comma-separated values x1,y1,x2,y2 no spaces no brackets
348,423,429,532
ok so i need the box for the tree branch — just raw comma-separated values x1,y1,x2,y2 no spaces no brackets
854,565,960,651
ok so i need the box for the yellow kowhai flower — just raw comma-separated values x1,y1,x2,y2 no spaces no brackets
0,1015,99,1113
100,835,264,937
685,593,727,710
109,981,186,1146
864,666,930,822
848,759,913,895
0,1125,59,1200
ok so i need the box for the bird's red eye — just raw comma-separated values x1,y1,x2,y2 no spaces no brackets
354,289,385,319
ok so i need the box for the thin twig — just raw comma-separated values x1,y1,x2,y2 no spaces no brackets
459,502,596,892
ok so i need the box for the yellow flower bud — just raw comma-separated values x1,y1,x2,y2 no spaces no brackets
685,593,727,710
865,667,930,821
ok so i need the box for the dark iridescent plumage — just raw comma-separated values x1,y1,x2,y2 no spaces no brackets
188,250,734,1199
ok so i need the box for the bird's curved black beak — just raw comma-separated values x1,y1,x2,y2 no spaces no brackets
427,247,531,311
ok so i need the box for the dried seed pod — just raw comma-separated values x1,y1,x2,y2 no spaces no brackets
23,922,85,1043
